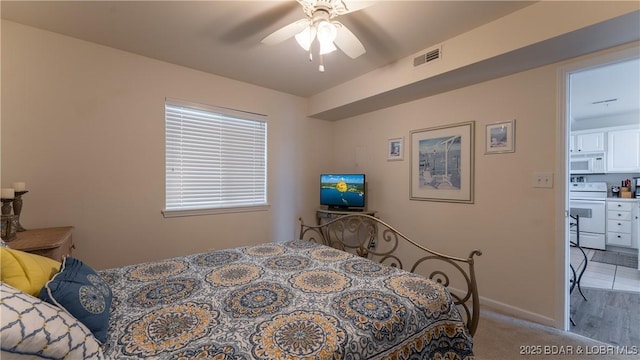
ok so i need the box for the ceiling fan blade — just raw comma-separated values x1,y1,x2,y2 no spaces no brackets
261,19,310,45
221,1,301,44
332,21,365,58
343,1,375,14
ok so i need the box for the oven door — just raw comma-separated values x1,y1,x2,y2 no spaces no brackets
570,199,606,249
570,200,606,233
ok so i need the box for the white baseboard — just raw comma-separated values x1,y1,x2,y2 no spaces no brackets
479,295,557,328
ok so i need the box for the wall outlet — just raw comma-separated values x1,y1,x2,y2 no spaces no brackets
532,172,554,188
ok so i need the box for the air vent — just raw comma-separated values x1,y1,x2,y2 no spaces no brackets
413,45,442,67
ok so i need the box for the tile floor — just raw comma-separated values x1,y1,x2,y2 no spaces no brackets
570,247,640,293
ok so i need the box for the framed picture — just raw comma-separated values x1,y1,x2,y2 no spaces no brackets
387,137,404,161
485,119,515,154
410,121,474,203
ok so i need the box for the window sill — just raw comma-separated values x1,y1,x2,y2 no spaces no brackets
162,204,269,218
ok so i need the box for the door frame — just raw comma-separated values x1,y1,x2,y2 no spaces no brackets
557,44,640,331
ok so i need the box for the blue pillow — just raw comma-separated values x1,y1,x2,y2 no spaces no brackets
39,257,112,343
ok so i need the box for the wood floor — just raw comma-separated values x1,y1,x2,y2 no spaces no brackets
570,287,640,347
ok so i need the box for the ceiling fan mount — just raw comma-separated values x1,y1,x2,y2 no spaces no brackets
300,0,349,19
261,0,368,72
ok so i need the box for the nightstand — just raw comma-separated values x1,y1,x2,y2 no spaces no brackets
8,227,74,262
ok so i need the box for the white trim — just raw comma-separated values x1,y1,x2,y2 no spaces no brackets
162,204,270,218
480,295,556,328
165,97,267,121
556,64,571,331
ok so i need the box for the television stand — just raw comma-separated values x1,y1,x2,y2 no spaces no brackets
316,208,377,225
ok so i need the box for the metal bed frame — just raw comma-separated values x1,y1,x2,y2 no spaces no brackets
298,213,482,336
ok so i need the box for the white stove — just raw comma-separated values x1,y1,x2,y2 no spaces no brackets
569,182,607,249
569,182,608,200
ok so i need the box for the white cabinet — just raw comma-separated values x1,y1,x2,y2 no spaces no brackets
571,132,605,153
607,129,640,172
606,200,638,248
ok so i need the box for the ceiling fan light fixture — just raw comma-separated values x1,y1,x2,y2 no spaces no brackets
319,41,337,55
317,20,337,55
316,20,337,44
262,0,367,72
294,26,316,51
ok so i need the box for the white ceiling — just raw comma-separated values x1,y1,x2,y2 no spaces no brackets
2,1,638,121
1,1,533,97
570,58,640,122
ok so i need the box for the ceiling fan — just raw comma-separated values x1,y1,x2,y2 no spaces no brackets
261,0,370,72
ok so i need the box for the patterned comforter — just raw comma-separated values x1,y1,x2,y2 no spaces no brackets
99,240,474,359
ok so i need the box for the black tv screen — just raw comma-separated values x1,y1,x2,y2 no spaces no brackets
320,174,366,210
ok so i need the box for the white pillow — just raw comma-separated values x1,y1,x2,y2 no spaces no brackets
0,282,106,359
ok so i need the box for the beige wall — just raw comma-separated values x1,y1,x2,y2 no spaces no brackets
328,66,558,321
1,20,331,269
328,41,640,324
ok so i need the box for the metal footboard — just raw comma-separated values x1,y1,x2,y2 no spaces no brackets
299,213,482,336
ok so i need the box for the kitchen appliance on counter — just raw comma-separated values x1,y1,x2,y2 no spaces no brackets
611,185,621,197
635,177,640,198
570,182,607,250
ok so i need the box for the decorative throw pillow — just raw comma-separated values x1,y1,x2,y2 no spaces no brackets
39,257,112,343
0,282,106,359
0,247,61,296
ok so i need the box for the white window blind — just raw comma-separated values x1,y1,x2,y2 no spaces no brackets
163,99,267,217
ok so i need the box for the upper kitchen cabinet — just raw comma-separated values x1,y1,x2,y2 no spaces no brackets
607,128,640,172
570,131,605,153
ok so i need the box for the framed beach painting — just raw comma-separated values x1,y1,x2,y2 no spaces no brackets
410,121,474,203
485,119,515,154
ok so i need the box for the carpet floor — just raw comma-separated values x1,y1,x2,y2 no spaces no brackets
473,308,639,359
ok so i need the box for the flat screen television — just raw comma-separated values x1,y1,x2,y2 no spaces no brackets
320,173,366,211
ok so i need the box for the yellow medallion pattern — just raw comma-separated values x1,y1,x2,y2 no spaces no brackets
207,263,262,287
120,302,219,357
290,269,351,294
250,310,347,360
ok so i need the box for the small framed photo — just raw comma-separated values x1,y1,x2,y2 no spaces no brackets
485,119,516,154
387,137,404,161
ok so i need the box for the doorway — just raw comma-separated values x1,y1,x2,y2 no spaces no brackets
563,46,640,346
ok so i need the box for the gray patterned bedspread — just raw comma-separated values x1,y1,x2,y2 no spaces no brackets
99,240,474,359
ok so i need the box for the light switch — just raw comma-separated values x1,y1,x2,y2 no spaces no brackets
532,172,553,188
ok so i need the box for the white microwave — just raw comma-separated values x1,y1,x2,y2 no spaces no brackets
570,153,605,174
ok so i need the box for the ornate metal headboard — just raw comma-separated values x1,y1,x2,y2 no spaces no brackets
298,213,482,336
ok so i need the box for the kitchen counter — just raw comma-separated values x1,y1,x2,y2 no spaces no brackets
607,197,639,202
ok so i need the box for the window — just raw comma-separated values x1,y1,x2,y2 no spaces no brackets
163,99,267,217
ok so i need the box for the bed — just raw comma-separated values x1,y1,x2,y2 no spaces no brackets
1,214,481,359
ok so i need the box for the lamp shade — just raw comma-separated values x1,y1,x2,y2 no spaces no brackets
319,41,337,55
294,26,316,51
316,21,337,55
